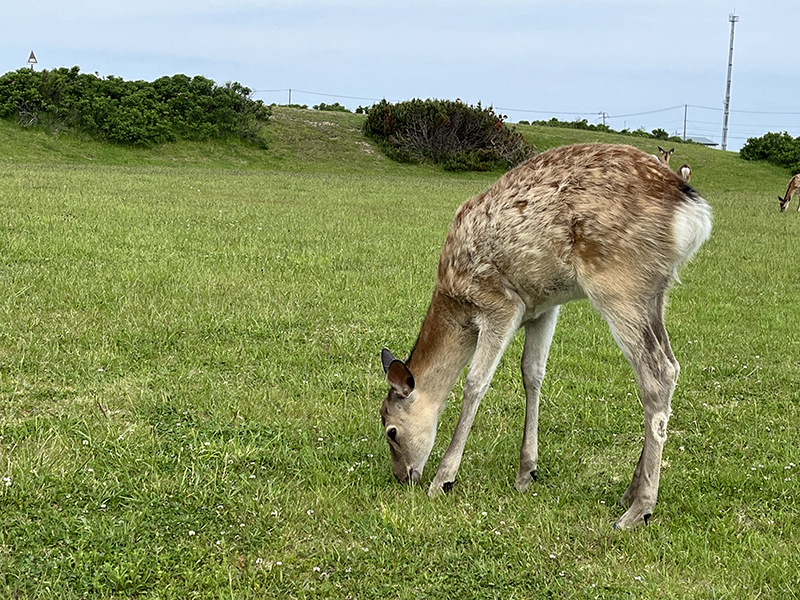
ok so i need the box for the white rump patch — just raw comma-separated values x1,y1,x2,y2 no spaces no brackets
671,197,712,280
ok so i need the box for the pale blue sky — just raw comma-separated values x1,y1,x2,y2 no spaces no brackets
3,0,797,151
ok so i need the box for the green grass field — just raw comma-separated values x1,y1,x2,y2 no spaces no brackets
1,108,799,599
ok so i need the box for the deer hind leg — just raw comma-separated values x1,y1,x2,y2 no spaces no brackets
650,292,680,380
515,307,560,493
428,299,524,497
594,290,678,529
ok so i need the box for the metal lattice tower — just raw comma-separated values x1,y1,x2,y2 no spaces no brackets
721,13,739,151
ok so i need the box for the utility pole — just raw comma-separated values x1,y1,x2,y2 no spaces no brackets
683,104,688,141
721,12,739,151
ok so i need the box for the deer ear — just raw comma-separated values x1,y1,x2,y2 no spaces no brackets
387,361,415,399
381,348,397,374
381,349,415,399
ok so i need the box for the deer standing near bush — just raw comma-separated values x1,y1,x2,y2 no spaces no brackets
779,174,800,212
380,143,712,529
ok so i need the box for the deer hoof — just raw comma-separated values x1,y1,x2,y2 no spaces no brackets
514,469,537,492
613,503,655,530
442,481,455,493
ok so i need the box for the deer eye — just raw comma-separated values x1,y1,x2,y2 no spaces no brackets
386,427,398,442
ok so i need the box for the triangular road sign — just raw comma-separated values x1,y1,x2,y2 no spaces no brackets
28,51,37,64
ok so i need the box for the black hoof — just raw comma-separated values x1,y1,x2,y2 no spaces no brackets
442,481,455,493
643,513,652,526
530,469,537,482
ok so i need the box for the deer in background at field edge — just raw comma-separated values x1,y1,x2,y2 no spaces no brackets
779,174,800,212
657,146,674,165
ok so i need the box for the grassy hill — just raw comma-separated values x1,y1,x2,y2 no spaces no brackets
1,106,793,192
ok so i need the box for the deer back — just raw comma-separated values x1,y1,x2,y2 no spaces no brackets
436,144,710,311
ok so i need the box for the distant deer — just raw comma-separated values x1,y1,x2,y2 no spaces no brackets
657,146,674,165
779,174,800,212
678,164,692,182
380,143,711,529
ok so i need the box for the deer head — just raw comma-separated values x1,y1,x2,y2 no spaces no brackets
380,348,438,484
657,146,674,165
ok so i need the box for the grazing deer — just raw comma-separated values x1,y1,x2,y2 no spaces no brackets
678,164,692,182
657,146,674,165
380,143,711,529
779,174,800,212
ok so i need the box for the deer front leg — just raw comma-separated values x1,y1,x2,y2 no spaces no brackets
515,308,559,492
429,306,522,496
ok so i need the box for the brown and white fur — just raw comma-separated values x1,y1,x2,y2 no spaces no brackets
380,143,711,529
779,174,800,212
657,146,674,165
678,164,692,182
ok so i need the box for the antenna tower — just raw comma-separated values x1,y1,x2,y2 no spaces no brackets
721,12,739,151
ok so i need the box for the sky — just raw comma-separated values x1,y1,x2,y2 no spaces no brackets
3,0,798,152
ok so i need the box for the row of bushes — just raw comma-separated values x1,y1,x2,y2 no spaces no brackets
524,117,685,143
740,131,800,174
363,99,533,171
0,67,271,146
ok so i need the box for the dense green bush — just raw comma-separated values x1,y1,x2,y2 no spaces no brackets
532,117,613,133
362,99,533,171
0,67,271,146
313,102,350,112
531,117,684,144
740,131,800,173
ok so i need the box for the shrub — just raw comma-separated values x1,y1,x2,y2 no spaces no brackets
362,99,533,171
0,67,271,146
532,118,684,144
313,102,350,112
740,132,800,173
532,117,611,133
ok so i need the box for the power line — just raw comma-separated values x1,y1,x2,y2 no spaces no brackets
607,105,685,119
494,106,600,117
252,87,383,103
251,88,800,119
249,85,800,146
688,104,800,116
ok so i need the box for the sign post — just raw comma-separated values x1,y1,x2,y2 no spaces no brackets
27,51,38,70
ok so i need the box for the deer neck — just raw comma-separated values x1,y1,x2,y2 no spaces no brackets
406,291,475,414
